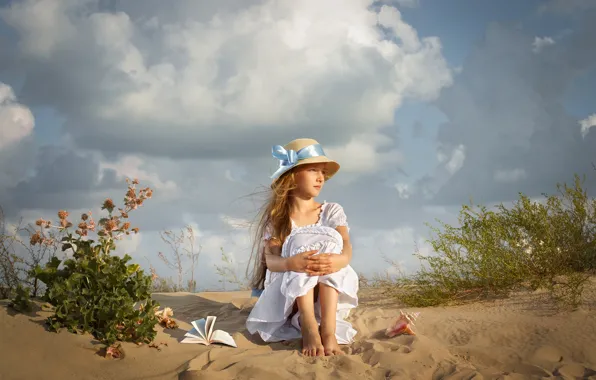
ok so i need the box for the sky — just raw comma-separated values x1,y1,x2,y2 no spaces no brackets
0,0,595,291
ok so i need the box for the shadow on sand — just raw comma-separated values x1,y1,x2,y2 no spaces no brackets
152,292,301,352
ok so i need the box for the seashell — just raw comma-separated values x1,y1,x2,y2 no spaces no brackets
385,309,420,337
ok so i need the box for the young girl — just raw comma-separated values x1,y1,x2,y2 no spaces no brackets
245,138,359,357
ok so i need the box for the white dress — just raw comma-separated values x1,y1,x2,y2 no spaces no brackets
245,202,359,345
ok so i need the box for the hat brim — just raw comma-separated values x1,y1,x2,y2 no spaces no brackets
271,156,340,183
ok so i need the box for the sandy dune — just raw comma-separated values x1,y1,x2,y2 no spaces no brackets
1,283,595,380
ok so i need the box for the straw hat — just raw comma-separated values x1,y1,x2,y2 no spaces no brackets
270,138,340,183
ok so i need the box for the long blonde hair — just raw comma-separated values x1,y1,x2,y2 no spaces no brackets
247,170,297,290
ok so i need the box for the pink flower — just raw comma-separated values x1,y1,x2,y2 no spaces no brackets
30,232,42,246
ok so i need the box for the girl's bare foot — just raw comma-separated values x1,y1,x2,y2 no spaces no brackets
301,319,324,357
321,332,343,356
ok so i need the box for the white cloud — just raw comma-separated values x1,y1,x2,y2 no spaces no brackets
113,232,142,258
220,214,252,230
0,82,35,150
163,215,251,262
0,0,79,58
0,0,452,168
99,155,178,192
0,82,37,196
532,36,555,53
384,226,416,246
354,225,433,276
224,170,235,182
395,182,412,199
325,132,403,174
493,168,527,183
157,218,252,288
377,0,420,8
421,205,449,215
579,114,596,139
445,144,465,175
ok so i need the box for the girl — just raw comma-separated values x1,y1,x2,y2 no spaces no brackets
245,138,359,357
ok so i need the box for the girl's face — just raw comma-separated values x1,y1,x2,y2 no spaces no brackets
293,163,328,198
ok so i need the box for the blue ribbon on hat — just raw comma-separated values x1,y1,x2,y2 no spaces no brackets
270,143,326,180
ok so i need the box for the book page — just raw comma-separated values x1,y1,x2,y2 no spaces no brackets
184,327,205,340
180,336,208,345
191,318,207,340
210,330,237,348
205,316,217,341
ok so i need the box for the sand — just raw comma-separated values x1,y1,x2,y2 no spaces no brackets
1,283,596,380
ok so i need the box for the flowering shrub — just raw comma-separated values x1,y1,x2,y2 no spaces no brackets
27,179,162,346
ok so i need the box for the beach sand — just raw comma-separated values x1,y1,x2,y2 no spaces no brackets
1,282,595,380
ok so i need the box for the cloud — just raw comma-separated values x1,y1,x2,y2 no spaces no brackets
532,36,555,53
148,216,253,289
376,0,420,9
493,168,527,183
113,232,142,259
0,82,34,150
579,114,596,139
0,0,451,165
353,225,434,277
0,1,455,280
325,132,403,176
426,18,596,205
395,182,412,199
98,154,178,193
443,144,466,175
0,81,37,205
7,145,122,213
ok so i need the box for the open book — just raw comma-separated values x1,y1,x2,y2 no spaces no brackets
180,316,237,347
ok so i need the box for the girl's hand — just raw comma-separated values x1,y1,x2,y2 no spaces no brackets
286,250,319,273
306,254,346,276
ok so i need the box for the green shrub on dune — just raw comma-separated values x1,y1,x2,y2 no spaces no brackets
379,173,595,309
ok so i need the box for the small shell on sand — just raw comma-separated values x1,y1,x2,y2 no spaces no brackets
385,310,420,337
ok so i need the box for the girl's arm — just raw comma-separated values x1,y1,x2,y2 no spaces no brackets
304,225,352,276
264,238,317,273
335,225,352,268
263,239,289,272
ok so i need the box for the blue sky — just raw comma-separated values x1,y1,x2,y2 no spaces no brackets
1,0,595,290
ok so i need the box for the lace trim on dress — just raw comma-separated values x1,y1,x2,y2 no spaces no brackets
286,224,341,240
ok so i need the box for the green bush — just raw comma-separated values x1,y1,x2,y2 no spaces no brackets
20,179,161,346
382,174,595,309
8,284,32,312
